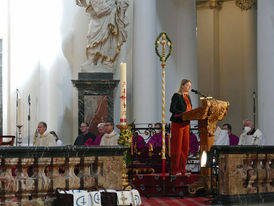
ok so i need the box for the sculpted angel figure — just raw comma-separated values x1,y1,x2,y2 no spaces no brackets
76,0,129,69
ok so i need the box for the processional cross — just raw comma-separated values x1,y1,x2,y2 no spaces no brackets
155,32,172,179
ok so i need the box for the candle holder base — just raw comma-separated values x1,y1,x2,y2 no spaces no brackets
16,124,23,146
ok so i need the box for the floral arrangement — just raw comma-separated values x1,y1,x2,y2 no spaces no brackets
118,126,133,167
118,126,133,146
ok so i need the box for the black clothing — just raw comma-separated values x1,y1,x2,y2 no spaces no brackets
74,132,96,145
169,93,192,123
250,128,256,135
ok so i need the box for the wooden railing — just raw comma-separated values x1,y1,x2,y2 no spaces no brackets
0,146,128,205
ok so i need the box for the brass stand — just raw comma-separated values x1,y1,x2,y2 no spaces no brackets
16,125,23,146
117,125,132,189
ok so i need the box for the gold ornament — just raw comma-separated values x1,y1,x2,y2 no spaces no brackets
235,0,256,11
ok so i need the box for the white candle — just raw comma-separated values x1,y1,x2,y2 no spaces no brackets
120,62,127,125
18,97,22,125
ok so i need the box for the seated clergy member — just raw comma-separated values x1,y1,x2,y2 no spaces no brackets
33,122,57,146
222,123,239,145
100,121,119,146
74,122,96,145
238,119,264,145
214,126,229,145
85,123,105,146
49,131,64,146
146,123,169,152
132,132,146,152
189,130,199,155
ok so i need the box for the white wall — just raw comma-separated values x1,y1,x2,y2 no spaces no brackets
258,0,274,145
3,0,86,144
2,0,134,144
3,0,198,144
132,0,198,125
157,0,199,112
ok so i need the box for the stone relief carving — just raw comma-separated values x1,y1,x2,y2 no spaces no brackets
76,0,129,72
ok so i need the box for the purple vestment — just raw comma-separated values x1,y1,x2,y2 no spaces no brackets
132,134,145,150
229,133,239,145
146,133,169,151
85,133,104,146
189,133,199,155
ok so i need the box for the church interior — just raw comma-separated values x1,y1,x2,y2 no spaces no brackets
0,0,274,205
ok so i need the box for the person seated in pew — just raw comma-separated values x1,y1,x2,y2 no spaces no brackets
85,123,105,145
74,122,96,145
33,122,56,146
189,130,199,156
222,123,239,145
100,121,119,146
145,122,169,155
214,126,229,145
49,131,64,146
132,131,146,157
238,119,264,145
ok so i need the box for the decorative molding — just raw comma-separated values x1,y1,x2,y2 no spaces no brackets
197,0,224,10
209,0,224,9
72,74,119,135
235,0,256,11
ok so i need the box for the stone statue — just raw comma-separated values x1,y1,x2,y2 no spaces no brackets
76,0,129,72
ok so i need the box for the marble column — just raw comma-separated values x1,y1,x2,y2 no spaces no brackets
132,0,158,123
132,0,198,124
258,0,274,145
0,40,2,135
197,6,221,99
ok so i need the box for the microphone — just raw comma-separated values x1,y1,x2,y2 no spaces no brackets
191,89,207,98
252,91,256,99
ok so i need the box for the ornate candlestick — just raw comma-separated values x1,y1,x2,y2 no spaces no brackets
16,124,23,146
16,89,24,146
117,124,133,188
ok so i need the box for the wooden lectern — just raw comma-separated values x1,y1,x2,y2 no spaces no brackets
182,98,229,193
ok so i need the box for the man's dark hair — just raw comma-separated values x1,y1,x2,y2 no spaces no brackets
155,122,162,128
39,121,47,128
82,122,89,127
105,120,114,126
223,123,232,131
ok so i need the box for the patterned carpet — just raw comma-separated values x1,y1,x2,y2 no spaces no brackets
141,197,212,206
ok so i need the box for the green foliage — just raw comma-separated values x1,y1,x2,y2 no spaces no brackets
118,126,133,147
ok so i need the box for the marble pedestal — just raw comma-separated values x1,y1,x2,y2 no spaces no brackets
72,73,119,135
208,146,274,205
0,146,128,205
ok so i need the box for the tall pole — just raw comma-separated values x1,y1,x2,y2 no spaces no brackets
155,32,172,190
28,95,31,146
252,91,256,128
16,89,19,146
